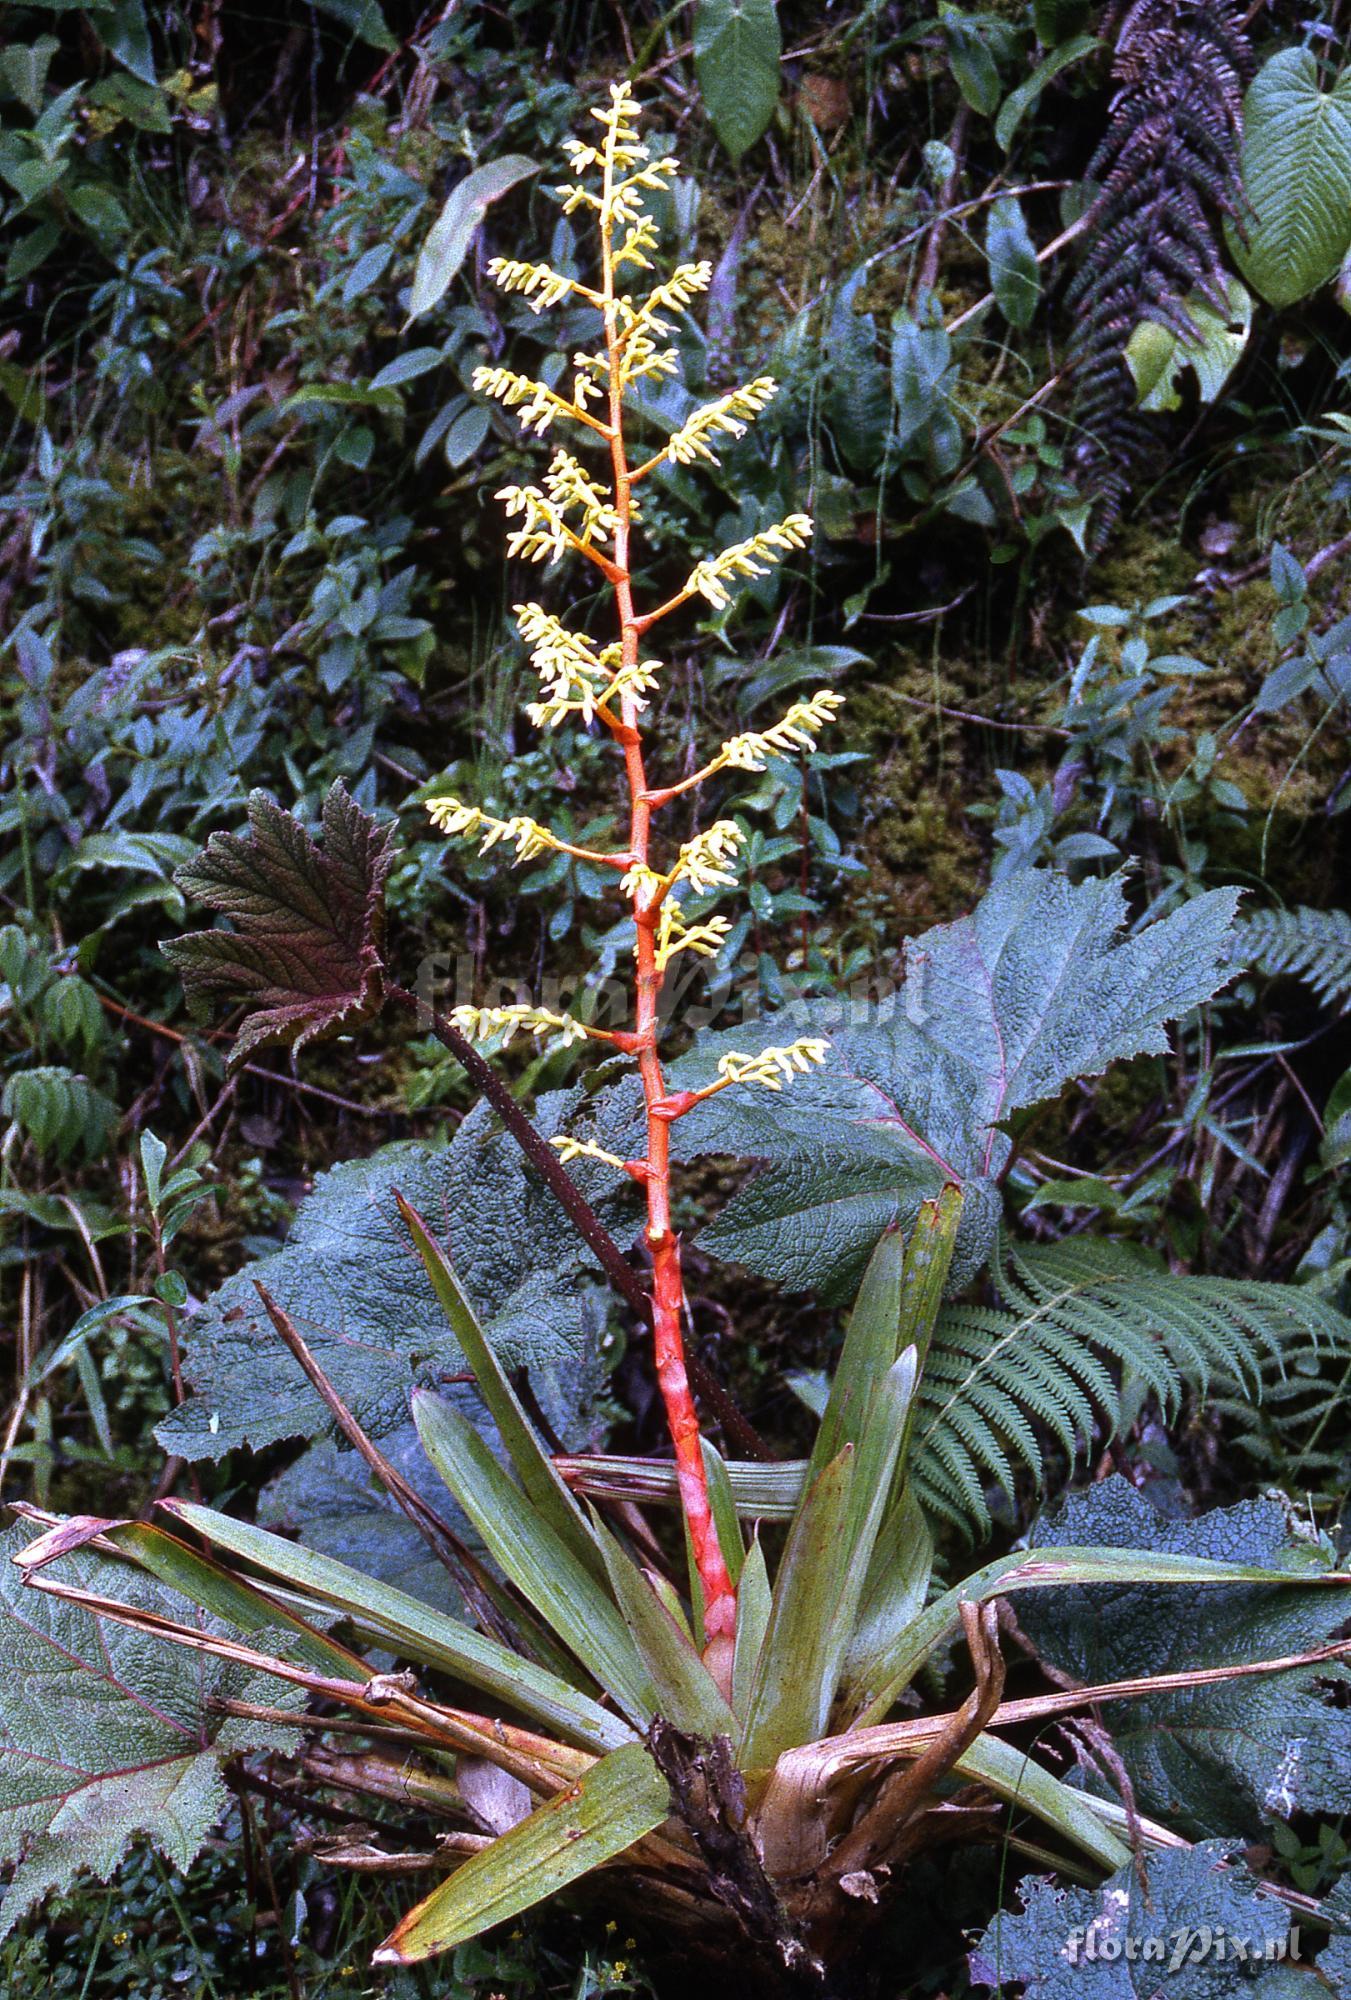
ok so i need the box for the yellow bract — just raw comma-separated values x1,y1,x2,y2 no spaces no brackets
472,365,600,437
448,1004,592,1050
654,903,734,972
661,378,780,468
550,1134,628,1170
713,690,846,773
513,603,659,729
426,797,559,863
714,1040,832,1092
686,514,814,611
486,258,598,313
671,820,745,895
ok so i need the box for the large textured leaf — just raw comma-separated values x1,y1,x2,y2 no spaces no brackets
1232,49,1351,309
986,195,1040,328
258,1421,475,1613
162,780,395,1065
693,0,782,165
0,1520,297,1936
971,1841,1315,1996
670,871,1238,1301
408,156,539,320
156,1106,614,1460
373,1742,670,1964
1020,1480,1351,1838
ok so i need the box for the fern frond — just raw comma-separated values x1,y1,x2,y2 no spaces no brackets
911,1236,1351,1537
1239,905,1351,1007
1066,0,1253,546
1210,1335,1351,1484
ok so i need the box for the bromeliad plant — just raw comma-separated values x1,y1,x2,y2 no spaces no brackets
9,85,1351,1995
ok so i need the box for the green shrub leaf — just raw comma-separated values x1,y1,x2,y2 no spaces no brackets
1232,48,1351,308
670,871,1239,1300
155,1106,617,1461
971,1840,1309,1995
0,1520,298,1937
693,0,782,165
408,155,539,321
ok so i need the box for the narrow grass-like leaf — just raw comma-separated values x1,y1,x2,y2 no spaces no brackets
412,1391,656,1727
732,1537,772,1722
556,1453,806,1518
162,1499,630,1751
818,1354,917,1721
738,1448,855,1771
373,1742,671,1964
954,1734,1132,1873
700,1437,745,1583
593,1525,737,1736
109,1521,365,1683
808,1226,906,1481
849,1544,1351,1726
397,1194,604,1580
840,1489,933,1715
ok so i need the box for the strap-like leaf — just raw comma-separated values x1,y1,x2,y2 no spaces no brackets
372,1742,670,1964
848,1542,1351,1728
738,1448,855,1771
411,1392,656,1727
163,1499,631,1751
592,1523,737,1737
397,1193,604,1579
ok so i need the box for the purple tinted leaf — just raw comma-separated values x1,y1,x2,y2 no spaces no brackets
162,781,395,1065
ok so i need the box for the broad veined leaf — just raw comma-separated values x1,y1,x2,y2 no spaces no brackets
668,870,1239,1301
1125,279,1252,411
826,269,889,470
408,156,540,320
1020,1480,1351,1838
0,1520,299,1937
373,1741,671,1964
995,33,1097,151
155,1110,615,1460
693,0,782,165
162,780,395,1065
986,195,1040,327
313,0,397,51
1231,48,1351,309
971,1840,1313,1996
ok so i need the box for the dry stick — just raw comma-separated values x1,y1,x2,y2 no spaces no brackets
252,1282,519,1651
386,985,773,1463
21,1571,579,1794
93,990,387,1117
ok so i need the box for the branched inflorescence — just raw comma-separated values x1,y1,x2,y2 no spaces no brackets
1067,0,1252,542
427,84,839,1689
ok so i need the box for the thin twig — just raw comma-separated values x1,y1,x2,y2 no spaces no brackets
252,1283,518,1649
